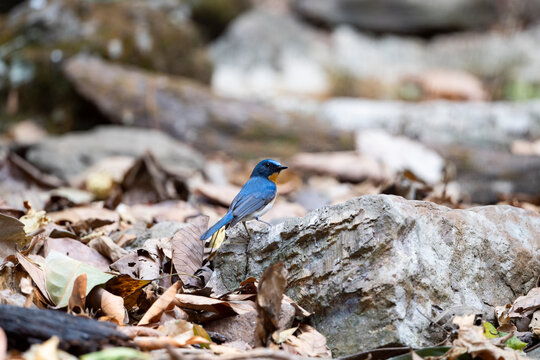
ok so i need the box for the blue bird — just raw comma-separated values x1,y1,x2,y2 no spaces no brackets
200,159,288,240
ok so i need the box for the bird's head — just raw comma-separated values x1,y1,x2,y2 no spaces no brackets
251,159,288,182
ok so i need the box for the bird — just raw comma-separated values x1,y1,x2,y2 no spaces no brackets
200,159,288,241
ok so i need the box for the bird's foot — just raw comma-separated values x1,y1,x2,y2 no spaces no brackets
255,217,272,226
242,221,251,237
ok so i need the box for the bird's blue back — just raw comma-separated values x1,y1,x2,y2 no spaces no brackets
228,176,276,227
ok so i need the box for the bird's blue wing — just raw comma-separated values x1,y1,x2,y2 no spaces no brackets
229,177,276,226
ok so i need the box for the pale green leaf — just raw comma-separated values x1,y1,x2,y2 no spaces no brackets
505,336,527,351
45,250,114,308
80,347,149,360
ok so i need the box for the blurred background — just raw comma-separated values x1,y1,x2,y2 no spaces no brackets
1,0,540,218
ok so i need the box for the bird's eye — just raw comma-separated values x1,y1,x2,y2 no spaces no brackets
265,163,270,167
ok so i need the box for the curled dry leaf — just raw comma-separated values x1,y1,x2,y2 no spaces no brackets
138,281,182,326
87,287,127,325
255,262,288,347
15,253,52,304
283,325,331,358
133,335,210,351
171,216,208,285
19,208,51,235
88,236,129,263
509,287,540,318
68,273,87,315
174,294,244,316
105,275,151,310
0,214,27,260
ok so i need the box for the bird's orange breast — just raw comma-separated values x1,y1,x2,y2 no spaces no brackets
268,172,279,183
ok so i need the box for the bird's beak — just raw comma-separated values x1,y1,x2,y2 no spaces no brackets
278,165,288,171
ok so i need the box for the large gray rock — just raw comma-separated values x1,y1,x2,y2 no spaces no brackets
213,195,540,355
25,126,204,180
63,56,349,158
211,8,540,100
293,0,540,35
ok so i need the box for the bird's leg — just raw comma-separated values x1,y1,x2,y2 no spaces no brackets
255,217,272,226
242,221,251,237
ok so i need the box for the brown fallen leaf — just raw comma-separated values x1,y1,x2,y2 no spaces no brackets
109,252,140,278
48,205,119,225
171,216,208,285
88,235,129,263
530,309,540,336
443,315,528,360
138,281,182,326
0,214,27,260
174,294,238,315
509,287,540,318
118,326,165,339
283,324,331,358
44,237,111,271
86,286,126,325
15,253,52,304
67,273,87,315
134,335,210,351
117,152,189,206
194,183,240,207
255,262,288,347
105,274,151,310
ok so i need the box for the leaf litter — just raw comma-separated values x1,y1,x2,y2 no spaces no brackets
0,150,538,360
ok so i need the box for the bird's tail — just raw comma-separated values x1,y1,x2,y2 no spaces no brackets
200,212,234,240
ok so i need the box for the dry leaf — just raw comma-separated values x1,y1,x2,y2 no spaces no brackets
171,216,207,285
88,236,128,263
16,253,52,304
19,208,51,234
283,324,331,358
446,315,528,360
173,294,237,315
48,206,119,225
45,237,111,271
509,287,540,318
0,214,27,260
194,183,240,207
87,287,126,324
530,309,540,336
68,273,87,315
133,335,210,351
105,275,151,310
255,262,288,347
138,281,182,326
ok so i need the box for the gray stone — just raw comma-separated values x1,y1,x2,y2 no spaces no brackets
25,126,204,181
124,221,186,251
62,55,349,158
293,0,540,35
213,195,540,355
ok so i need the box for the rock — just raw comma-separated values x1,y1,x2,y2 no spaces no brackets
293,0,540,35
124,221,186,251
210,9,331,99
213,195,540,355
0,0,211,130
210,9,540,100
317,99,540,148
63,55,350,157
356,130,445,185
25,126,204,181
329,25,540,98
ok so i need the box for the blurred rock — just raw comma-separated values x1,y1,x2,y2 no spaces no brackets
210,8,540,100
290,151,391,183
214,195,540,355
318,99,540,148
400,69,488,101
356,130,445,185
0,0,212,128
63,55,350,157
7,120,47,145
293,0,540,35
25,126,204,181
210,9,331,99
